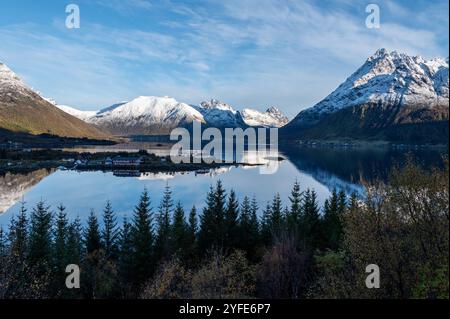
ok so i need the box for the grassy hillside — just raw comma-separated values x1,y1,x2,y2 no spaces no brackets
0,91,109,140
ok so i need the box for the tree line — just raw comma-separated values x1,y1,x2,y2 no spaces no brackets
0,160,448,299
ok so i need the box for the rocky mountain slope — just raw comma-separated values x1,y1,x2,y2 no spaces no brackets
194,99,247,128
0,62,108,139
282,49,449,143
242,106,289,128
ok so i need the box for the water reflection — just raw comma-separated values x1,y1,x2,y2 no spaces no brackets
0,146,446,225
0,168,54,213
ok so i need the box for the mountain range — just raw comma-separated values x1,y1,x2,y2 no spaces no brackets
54,97,289,136
282,49,449,143
1,48,448,143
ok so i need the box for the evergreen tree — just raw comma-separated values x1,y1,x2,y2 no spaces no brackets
224,190,239,250
188,206,198,238
249,196,260,247
186,206,198,264
347,192,359,211
53,204,69,295
131,189,154,287
9,201,28,260
270,193,284,238
199,185,216,253
199,181,226,252
239,196,252,250
287,180,303,233
66,216,83,265
28,201,53,268
85,210,102,254
239,196,259,259
171,202,189,261
213,180,227,247
302,189,321,249
118,217,134,297
260,202,273,245
323,189,346,250
155,184,173,260
54,204,68,266
101,201,119,259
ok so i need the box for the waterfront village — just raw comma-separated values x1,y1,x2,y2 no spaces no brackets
0,147,251,175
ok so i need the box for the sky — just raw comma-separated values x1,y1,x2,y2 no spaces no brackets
0,0,448,117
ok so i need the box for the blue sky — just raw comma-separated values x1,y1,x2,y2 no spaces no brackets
0,0,448,117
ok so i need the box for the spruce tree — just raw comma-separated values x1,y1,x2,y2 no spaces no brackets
188,205,198,238
239,196,260,259
239,196,252,251
101,201,119,259
199,181,226,252
53,204,69,295
171,202,189,260
131,189,154,287
199,185,216,253
54,204,68,266
85,210,102,254
270,193,284,238
249,196,260,247
186,206,198,264
224,190,239,250
323,189,346,250
118,217,134,297
287,180,302,234
155,184,173,260
260,202,273,245
302,189,321,249
9,201,28,260
28,201,53,268
213,180,227,247
66,216,83,265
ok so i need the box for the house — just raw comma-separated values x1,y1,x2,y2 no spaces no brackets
112,156,143,166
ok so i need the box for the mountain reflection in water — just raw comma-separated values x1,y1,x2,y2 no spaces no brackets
0,146,446,224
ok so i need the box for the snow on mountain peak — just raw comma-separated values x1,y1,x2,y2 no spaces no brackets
196,99,245,127
200,98,236,113
91,96,205,126
291,49,449,127
0,62,29,95
242,107,289,128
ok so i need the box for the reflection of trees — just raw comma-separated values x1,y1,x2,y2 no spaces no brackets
0,168,54,214
281,146,446,192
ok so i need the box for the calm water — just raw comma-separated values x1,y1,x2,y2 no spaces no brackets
0,145,447,226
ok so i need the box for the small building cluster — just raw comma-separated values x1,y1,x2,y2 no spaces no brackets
75,156,144,168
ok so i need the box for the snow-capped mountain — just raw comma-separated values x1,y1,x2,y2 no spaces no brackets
66,96,206,135
55,95,289,135
0,62,108,139
242,107,289,128
283,49,449,143
0,62,31,97
195,99,247,128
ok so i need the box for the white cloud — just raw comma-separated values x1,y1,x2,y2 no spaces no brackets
0,0,447,117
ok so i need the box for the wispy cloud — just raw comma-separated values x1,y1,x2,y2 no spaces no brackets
93,0,152,13
0,0,447,116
